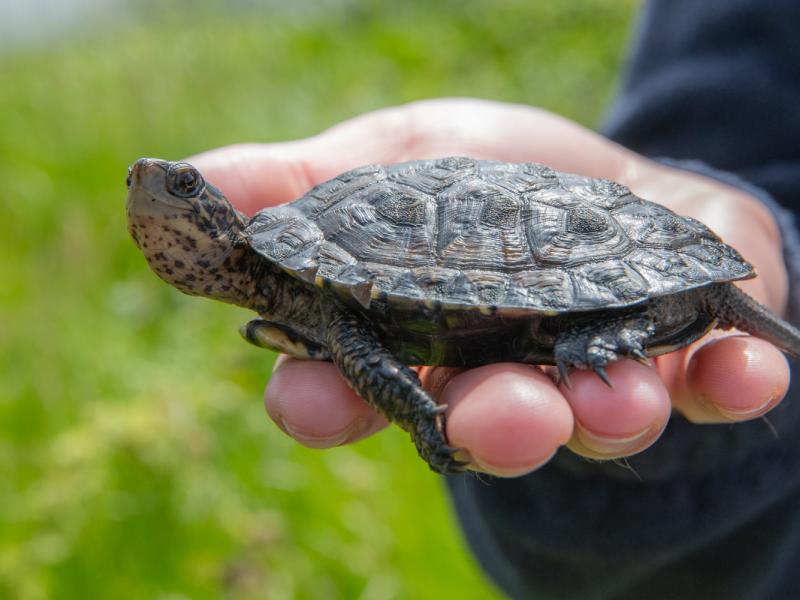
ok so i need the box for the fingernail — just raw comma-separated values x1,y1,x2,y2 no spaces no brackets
281,417,367,449
716,393,780,420
461,448,558,478
575,423,658,456
453,448,475,467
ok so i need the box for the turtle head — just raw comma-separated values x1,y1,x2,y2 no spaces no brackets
126,158,253,306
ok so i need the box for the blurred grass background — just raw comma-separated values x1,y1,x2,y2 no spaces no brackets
0,1,637,598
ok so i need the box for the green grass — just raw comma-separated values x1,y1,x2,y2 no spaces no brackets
0,2,636,598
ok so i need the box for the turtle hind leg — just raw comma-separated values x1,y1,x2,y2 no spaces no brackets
240,319,330,360
323,303,466,475
705,283,800,357
553,316,657,387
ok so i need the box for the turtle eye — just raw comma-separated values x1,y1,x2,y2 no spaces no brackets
167,163,205,198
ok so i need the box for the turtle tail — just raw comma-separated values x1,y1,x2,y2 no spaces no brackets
705,283,800,357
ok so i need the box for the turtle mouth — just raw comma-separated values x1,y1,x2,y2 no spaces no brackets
126,186,194,214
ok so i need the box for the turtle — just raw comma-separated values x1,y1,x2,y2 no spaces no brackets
126,156,800,474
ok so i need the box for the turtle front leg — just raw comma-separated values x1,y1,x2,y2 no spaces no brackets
553,315,656,387
322,302,466,475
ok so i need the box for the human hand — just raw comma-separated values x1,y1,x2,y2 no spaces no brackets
191,98,790,476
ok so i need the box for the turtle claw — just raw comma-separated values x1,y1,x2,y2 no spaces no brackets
594,366,614,388
439,459,469,475
415,412,469,475
434,414,445,434
448,460,470,474
430,404,449,435
629,347,651,365
557,362,572,389
424,440,468,475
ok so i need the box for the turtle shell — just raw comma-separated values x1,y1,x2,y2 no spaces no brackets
244,157,754,313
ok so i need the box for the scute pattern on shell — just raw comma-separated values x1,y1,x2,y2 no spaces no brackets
245,157,754,312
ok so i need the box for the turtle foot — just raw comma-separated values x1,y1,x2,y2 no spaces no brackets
413,407,468,475
554,316,656,386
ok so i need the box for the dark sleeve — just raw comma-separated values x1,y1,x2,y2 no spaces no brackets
446,1,800,598
603,0,800,211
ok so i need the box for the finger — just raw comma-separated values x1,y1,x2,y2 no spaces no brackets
265,356,387,448
186,98,637,214
674,336,789,423
559,361,671,459
431,363,574,477
391,98,634,179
